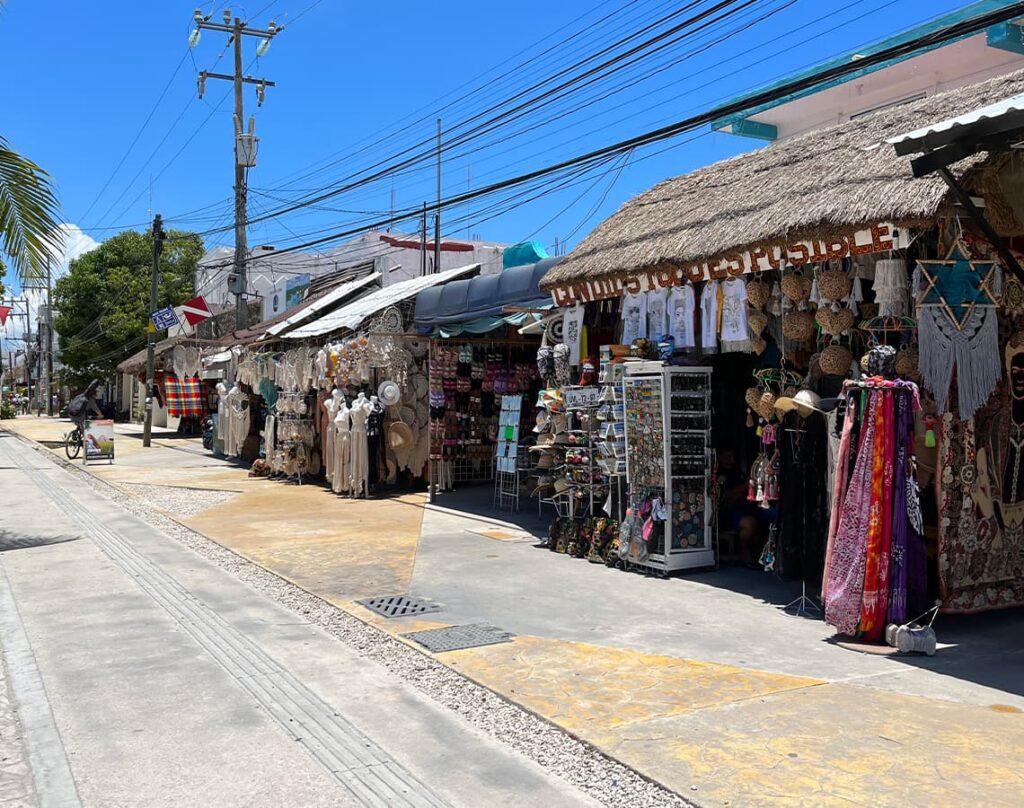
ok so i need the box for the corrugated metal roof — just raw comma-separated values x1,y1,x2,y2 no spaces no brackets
888,90,1024,147
414,258,559,328
285,263,481,339
263,272,380,338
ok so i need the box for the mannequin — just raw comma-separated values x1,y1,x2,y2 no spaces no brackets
215,381,229,446
348,392,372,497
332,400,352,495
367,394,385,490
227,384,250,458
323,389,344,483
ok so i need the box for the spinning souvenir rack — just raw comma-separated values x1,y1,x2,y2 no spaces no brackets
623,363,714,573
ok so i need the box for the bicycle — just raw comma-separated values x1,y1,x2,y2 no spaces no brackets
65,423,84,459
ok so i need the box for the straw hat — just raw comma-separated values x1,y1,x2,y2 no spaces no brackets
775,389,841,417
378,380,401,407
388,421,416,470
413,374,429,399
400,405,416,426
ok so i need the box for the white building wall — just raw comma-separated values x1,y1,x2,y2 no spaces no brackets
195,232,505,322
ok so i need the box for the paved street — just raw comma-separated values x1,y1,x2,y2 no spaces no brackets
3,416,1024,808
0,427,606,808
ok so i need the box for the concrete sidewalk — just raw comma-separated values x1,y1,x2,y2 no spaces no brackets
0,424,595,807
7,415,1024,807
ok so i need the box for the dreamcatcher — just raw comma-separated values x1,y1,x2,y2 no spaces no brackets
366,305,415,386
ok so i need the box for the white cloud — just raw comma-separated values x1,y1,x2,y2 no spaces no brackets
1,223,101,352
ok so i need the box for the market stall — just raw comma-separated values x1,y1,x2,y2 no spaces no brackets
413,258,557,489
532,68,1024,630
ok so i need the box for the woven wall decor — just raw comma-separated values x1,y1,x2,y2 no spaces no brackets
816,307,855,336
782,310,815,341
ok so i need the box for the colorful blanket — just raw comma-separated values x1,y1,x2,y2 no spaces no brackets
164,374,207,418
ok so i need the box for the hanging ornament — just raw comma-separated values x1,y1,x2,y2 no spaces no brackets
914,240,1002,419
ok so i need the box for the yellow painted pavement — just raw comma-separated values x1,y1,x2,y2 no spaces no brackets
6,415,1023,807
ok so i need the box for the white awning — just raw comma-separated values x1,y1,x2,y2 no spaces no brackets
202,350,233,366
262,271,380,338
285,264,481,339
888,90,1024,149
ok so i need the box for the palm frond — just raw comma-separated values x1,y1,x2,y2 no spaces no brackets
0,136,62,283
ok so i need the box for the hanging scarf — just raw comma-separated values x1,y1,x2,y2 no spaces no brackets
859,390,894,640
917,304,1000,420
822,392,857,600
825,391,879,635
887,390,912,624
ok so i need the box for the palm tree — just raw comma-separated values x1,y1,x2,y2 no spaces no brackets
0,135,61,283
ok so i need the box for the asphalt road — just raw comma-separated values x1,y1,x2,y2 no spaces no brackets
0,431,595,808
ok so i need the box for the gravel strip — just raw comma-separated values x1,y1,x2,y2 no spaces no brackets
14,436,692,808
118,484,238,518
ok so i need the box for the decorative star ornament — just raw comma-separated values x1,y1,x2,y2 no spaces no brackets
916,240,999,330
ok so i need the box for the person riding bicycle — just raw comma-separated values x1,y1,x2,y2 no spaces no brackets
68,380,103,430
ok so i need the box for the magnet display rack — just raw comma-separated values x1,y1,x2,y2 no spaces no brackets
623,363,714,573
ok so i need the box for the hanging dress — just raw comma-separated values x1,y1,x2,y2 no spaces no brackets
323,392,341,483
348,399,371,497
332,404,352,495
700,281,719,353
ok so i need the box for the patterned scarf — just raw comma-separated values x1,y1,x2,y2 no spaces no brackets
825,392,879,635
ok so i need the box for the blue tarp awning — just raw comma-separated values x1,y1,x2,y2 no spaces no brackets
413,257,560,333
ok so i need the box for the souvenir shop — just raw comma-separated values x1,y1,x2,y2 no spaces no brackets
528,72,1024,639
412,258,560,490
205,265,480,496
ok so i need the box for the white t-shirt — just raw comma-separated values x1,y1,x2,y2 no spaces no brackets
669,286,696,348
720,278,750,352
621,292,648,344
562,304,585,365
700,281,719,353
646,288,669,340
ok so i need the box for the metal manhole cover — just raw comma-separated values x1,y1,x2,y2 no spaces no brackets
403,624,515,653
357,594,442,618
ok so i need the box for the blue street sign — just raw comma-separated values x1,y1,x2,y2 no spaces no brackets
150,305,179,331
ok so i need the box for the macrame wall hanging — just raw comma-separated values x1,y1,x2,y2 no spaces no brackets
914,239,1002,420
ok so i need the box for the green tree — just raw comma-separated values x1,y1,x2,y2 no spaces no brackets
53,229,205,389
0,136,61,284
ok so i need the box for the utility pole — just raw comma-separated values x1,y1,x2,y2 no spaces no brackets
434,119,442,275
193,9,279,329
44,259,54,415
143,214,166,448
420,203,428,276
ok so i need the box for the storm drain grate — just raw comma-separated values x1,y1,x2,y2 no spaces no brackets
356,594,442,618
403,623,515,653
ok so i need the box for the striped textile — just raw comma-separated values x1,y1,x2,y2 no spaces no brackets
164,375,208,418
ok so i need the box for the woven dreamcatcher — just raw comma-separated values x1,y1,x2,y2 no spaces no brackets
914,241,1002,419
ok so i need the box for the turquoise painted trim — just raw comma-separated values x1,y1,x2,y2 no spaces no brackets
987,21,1024,53
716,118,778,141
710,0,1018,134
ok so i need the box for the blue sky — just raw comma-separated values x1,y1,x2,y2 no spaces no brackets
0,0,988,296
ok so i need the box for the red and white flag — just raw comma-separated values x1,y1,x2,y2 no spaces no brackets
180,295,212,326
0,305,11,326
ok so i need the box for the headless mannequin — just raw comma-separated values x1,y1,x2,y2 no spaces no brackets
215,381,229,445
323,389,344,482
348,393,372,498
332,400,352,495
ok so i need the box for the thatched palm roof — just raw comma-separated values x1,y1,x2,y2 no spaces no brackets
541,68,1024,291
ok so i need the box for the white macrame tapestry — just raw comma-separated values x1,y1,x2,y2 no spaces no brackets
914,242,1002,420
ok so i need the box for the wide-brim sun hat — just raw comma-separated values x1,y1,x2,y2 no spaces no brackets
378,380,401,407
774,389,841,417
